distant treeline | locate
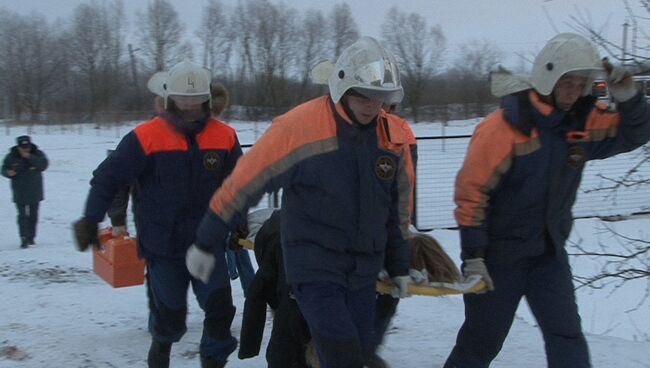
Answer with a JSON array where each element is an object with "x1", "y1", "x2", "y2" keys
[{"x1": 0, "y1": 0, "x2": 504, "y2": 123}]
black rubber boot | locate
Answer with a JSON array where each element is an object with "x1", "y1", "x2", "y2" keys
[
  {"x1": 147, "y1": 339, "x2": 172, "y2": 368},
  {"x1": 200, "y1": 355, "x2": 226, "y2": 368},
  {"x1": 364, "y1": 351, "x2": 390, "y2": 368},
  {"x1": 20, "y1": 237, "x2": 28, "y2": 249}
]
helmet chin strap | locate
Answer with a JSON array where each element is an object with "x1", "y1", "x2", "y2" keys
[
  {"x1": 539, "y1": 90, "x2": 563, "y2": 111},
  {"x1": 340, "y1": 96, "x2": 359, "y2": 124},
  {"x1": 340, "y1": 94, "x2": 378, "y2": 127}
]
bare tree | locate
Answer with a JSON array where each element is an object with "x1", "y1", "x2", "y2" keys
[
  {"x1": 67, "y1": 0, "x2": 126, "y2": 115},
  {"x1": 137, "y1": 0, "x2": 185, "y2": 72},
  {"x1": 381, "y1": 7, "x2": 446, "y2": 122},
  {"x1": 567, "y1": 0, "x2": 650, "y2": 294},
  {"x1": 231, "y1": 0, "x2": 258, "y2": 104},
  {"x1": 568, "y1": 222, "x2": 650, "y2": 307},
  {"x1": 231, "y1": 0, "x2": 299, "y2": 108},
  {"x1": 296, "y1": 9, "x2": 329, "y2": 100},
  {"x1": 0, "y1": 11, "x2": 65, "y2": 119},
  {"x1": 449, "y1": 40, "x2": 503, "y2": 117},
  {"x1": 328, "y1": 3, "x2": 360, "y2": 59},
  {"x1": 570, "y1": 0, "x2": 650, "y2": 67},
  {"x1": 196, "y1": 0, "x2": 233, "y2": 77}
]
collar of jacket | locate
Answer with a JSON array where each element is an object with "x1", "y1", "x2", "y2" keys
[
  {"x1": 331, "y1": 97, "x2": 379, "y2": 131},
  {"x1": 11, "y1": 144, "x2": 38, "y2": 155},
  {"x1": 501, "y1": 89, "x2": 596, "y2": 136},
  {"x1": 159, "y1": 111, "x2": 208, "y2": 137}
]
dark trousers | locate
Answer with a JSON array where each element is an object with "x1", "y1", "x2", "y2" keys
[
  {"x1": 444, "y1": 250, "x2": 591, "y2": 368},
  {"x1": 16, "y1": 202, "x2": 39, "y2": 242},
  {"x1": 266, "y1": 295, "x2": 311, "y2": 368},
  {"x1": 371, "y1": 293, "x2": 399, "y2": 351},
  {"x1": 292, "y1": 281, "x2": 377, "y2": 368},
  {"x1": 146, "y1": 256, "x2": 237, "y2": 363}
]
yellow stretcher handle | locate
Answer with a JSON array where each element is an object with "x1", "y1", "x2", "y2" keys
[
  {"x1": 376, "y1": 279, "x2": 486, "y2": 296},
  {"x1": 238, "y1": 238, "x2": 255, "y2": 250},
  {"x1": 238, "y1": 238, "x2": 486, "y2": 296}
]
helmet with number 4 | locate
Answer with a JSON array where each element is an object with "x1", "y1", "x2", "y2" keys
[
  {"x1": 530, "y1": 33, "x2": 604, "y2": 96},
  {"x1": 147, "y1": 59, "x2": 212, "y2": 109},
  {"x1": 328, "y1": 36, "x2": 404, "y2": 104}
]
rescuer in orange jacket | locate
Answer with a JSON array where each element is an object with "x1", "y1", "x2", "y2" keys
[
  {"x1": 74, "y1": 60, "x2": 242, "y2": 368},
  {"x1": 445, "y1": 33, "x2": 650, "y2": 368},
  {"x1": 186, "y1": 37, "x2": 416, "y2": 368}
]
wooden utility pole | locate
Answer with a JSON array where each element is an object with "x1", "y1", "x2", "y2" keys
[{"x1": 128, "y1": 44, "x2": 140, "y2": 88}]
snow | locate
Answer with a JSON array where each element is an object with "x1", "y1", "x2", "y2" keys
[{"x1": 1, "y1": 120, "x2": 649, "y2": 367}]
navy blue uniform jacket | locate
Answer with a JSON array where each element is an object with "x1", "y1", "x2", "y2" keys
[
  {"x1": 84, "y1": 115, "x2": 242, "y2": 259},
  {"x1": 2, "y1": 143, "x2": 48, "y2": 204},
  {"x1": 196, "y1": 96, "x2": 415, "y2": 289},
  {"x1": 455, "y1": 91, "x2": 650, "y2": 264}
]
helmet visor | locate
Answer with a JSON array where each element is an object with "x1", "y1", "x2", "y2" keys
[
  {"x1": 354, "y1": 60, "x2": 399, "y2": 88},
  {"x1": 169, "y1": 94, "x2": 210, "y2": 106},
  {"x1": 565, "y1": 69, "x2": 604, "y2": 80},
  {"x1": 352, "y1": 87, "x2": 404, "y2": 104}
]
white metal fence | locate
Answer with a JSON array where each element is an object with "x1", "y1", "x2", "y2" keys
[{"x1": 414, "y1": 136, "x2": 650, "y2": 230}]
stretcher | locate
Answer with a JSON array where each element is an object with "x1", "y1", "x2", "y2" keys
[{"x1": 238, "y1": 239, "x2": 487, "y2": 296}]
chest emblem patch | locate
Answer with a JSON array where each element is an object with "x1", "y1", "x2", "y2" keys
[
  {"x1": 375, "y1": 156, "x2": 396, "y2": 180},
  {"x1": 203, "y1": 152, "x2": 221, "y2": 171},
  {"x1": 566, "y1": 145, "x2": 587, "y2": 169}
]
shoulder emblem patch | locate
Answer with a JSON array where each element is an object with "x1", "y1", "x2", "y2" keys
[
  {"x1": 375, "y1": 156, "x2": 396, "y2": 180},
  {"x1": 203, "y1": 151, "x2": 221, "y2": 171}
]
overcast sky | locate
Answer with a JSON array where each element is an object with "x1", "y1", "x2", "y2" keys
[{"x1": 0, "y1": 0, "x2": 636, "y2": 68}]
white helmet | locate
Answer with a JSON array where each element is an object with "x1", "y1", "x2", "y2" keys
[
  {"x1": 530, "y1": 33, "x2": 604, "y2": 96},
  {"x1": 157, "y1": 59, "x2": 212, "y2": 108},
  {"x1": 147, "y1": 71, "x2": 166, "y2": 97},
  {"x1": 328, "y1": 36, "x2": 404, "y2": 104}
]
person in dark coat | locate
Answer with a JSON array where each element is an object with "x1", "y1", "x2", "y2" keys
[
  {"x1": 238, "y1": 209, "x2": 312, "y2": 368},
  {"x1": 2, "y1": 135, "x2": 48, "y2": 248}
]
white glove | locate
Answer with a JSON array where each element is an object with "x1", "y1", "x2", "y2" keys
[
  {"x1": 390, "y1": 275, "x2": 411, "y2": 299},
  {"x1": 185, "y1": 244, "x2": 215, "y2": 283},
  {"x1": 111, "y1": 225, "x2": 127, "y2": 237},
  {"x1": 604, "y1": 59, "x2": 636, "y2": 103},
  {"x1": 463, "y1": 258, "x2": 494, "y2": 293}
]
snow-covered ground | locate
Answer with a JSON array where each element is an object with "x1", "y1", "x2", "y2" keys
[{"x1": 1, "y1": 120, "x2": 649, "y2": 367}]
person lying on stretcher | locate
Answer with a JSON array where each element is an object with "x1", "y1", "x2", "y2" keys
[{"x1": 235, "y1": 209, "x2": 485, "y2": 368}]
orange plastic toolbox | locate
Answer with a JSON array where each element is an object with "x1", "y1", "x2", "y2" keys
[{"x1": 93, "y1": 228, "x2": 146, "y2": 288}]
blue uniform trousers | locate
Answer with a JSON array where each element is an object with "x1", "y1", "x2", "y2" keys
[
  {"x1": 16, "y1": 202, "x2": 39, "y2": 242},
  {"x1": 226, "y1": 247, "x2": 255, "y2": 296},
  {"x1": 146, "y1": 256, "x2": 237, "y2": 363},
  {"x1": 445, "y1": 249, "x2": 590, "y2": 368},
  {"x1": 292, "y1": 281, "x2": 377, "y2": 368}
]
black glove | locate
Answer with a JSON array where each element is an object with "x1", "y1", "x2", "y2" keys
[
  {"x1": 73, "y1": 217, "x2": 100, "y2": 251},
  {"x1": 228, "y1": 223, "x2": 249, "y2": 250}
]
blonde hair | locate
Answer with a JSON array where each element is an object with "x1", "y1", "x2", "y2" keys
[
  {"x1": 409, "y1": 233, "x2": 461, "y2": 283},
  {"x1": 210, "y1": 81, "x2": 230, "y2": 117}
]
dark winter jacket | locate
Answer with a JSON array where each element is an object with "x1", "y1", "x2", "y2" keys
[
  {"x1": 2, "y1": 144, "x2": 48, "y2": 204},
  {"x1": 239, "y1": 209, "x2": 283, "y2": 358},
  {"x1": 239, "y1": 210, "x2": 311, "y2": 367},
  {"x1": 83, "y1": 114, "x2": 242, "y2": 259},
  {"x1": 455, "y1": 90, "x2": 650, "y2": 264},
  {"x1": 197, "y1": 96, "x2": 415, "y2": 289},
  {"x1": 106, "y1": 183, "x2": 134, "y2": 227}
]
